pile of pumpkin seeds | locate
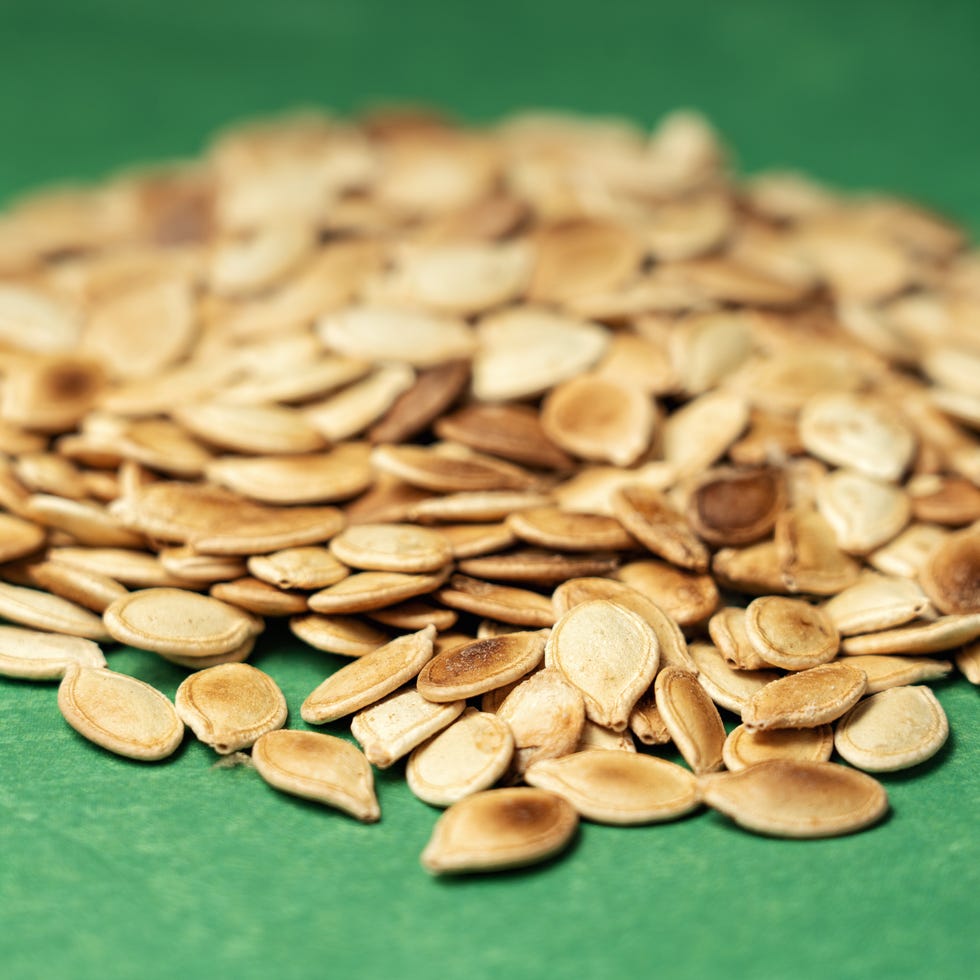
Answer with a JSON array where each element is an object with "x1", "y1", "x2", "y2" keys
[{"x1": 0, "y1": 107, "x2": 978, "y2": 874}]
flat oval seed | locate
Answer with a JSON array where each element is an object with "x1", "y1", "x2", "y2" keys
[
  {"x1": 708, "y1": 607, "x2": 771, "y2": 670},
  {"x1": 546, "y1": 600, "x2": 659, "y2": 731},
  {"x1": 0, "y1": 512, "x2": 46, "y2": 562},
  {"x1": 301, "y1": 625, "x2": 436, "y2": 723},
  {"x1": 58, "y1": 665, "x2": 184, "y2": 761},
  {"x1": 0, "y1": 581, "x2": 110, "y2": 640},
  {"x1": 435, "y1": 574, "x2": 556, "y2": 627},
  {"x1": 823, "y1": 574, "x2": 932, "y2": 635},
  {"x1": 407, "y1": 708, "x2": 515, "y2": 807},
  {"x1": 722, "y1": 724, "x2": 834, "y2": 772},
  {"x1": 654, "y1": 667, "x2": 726, "y2": 773},
  {"x1": 248, "y1": 547, "x2": 349, "y2": 590},
  {"x1": 329, "y1": 522, "x2": 452, "y2": 573},
  {"x1": 744, "y1": 596, "x2": 839, "y2": 670},
  {"x1": 420, "y1": 787, "x2": 579, "y2": 875},
  {"x1": 920, "y1": 525, "x2": 980, "y2": 615},
  {"x1": 687, "y1": 642, "x2": 781, "y2": 715},
  {"x1": 839, "y1": 654, "x2": 952, "y2": 693},
  {"x1": 577, "y1": 720, "x2": 637, "y2": 753},
  {"x1": 742, "y1": 662, "x2": 867, "y2": 731},
  {"x1": 834, "y1": 686, "x2": 949, "y2": 772},
  {"x1": 175, "y1": 663, "x2": 287, "y2": 754},
  {"x1": 351, "y1": 686, "x2": 465, "y2": 768},
  {"x1": 0, "y1": 626, "x2": 105, "y2": 679},
  {"x1": 104, "y1": 588, "x2": 261, "y2": 657},
  {"x1": 612, "y1": 486, "x2": 710, "y2": 572},
  {"x1": 840, "y1": 613, "x2": 980, "y2": 655},
  {"x1": 289, "y1": 613, "x2": 388, "y2": 657},
  {"x1": 700, "y1": 760, "x2": 888, "y2": 838},
  {"x1": 173, "y1": 402, "x2": 327, "y2": 455},
  {"x1": 687, "y1": 466, "x2": 784, "y2": 546},
  {"x1": 251, "y1": 729, "x2": 380, "y2": 822},
  {"x1": 417, "y1": 631, "x2": 546, "y2": 702},
  {"x1": 307, "y1": 567, "x2": 451, "y2": 614},
  {"x1": 615, "y1": 560, "x2": 719, "y2": 627},
  {"x1": 815, "y1": 469, "x2": 911, "y2": 554},
  {"x1": 497, "y1": 668, "x2": 586, "y2": 775},
  {"x1": 506, "y1": 508, "x2": 636, "y2": 552},
  {"x1": 525, "y1": 750, "x2": 699, "y2": 825}
]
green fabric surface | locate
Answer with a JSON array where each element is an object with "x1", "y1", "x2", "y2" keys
[{"x1": 1, "y1": 1, "x2": 979, "y2": 977}]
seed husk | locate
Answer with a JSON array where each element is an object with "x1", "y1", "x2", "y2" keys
[
  {"x1": 546, "y1": 600, "x2": 659, "y2": 731},
  {"x1": 210, "y1": 577, "x2": 308, "y2": 616},
  {"x1": 248, "y1": 547, "x2": 349, "y2": 590},
  {"x1": 417, "y1": 631, "x2": 547, "y2": 702},
  {"x1": 612, "y1": 485, "x2": 710, "y2": 572},
  {"x1": 328, "y1": 522, "x2": 453, "y2": 573},
  {"x1": 742, "y1": 662, "x2": 867, "y2": 731},
  {"x1": 700, "y1": 759, "x2": 888, "y2": 838},
  {"x1": 307, "y1": 567, "x2": 450, "y2": 614},
  {"x1": 0, "y1": 625, "x2": 106, "y2": 680},
  {"x1": 58, "y1": 665, "x2": 184, "y2": 761},
  {"x1": 0, "y1": 580, "x2": 110, "y2": 640},
  {"x1": 744, "y1": 596, "x2": 840, "y2": 671},
  {"x1": 251, "y1": 729, "x2": 380, "y2": 822},
  {"x1": 919, "y1": 525, "x2": 980, "y2": 615},
  {"x1": 497, "y1": 668, "x2": 586, "y2": 775},
  {"x1": 687, "y1": 642, "x2": 781, "y2": 715},
  {"x1": 175, "y1": 662, "x2": 287, "y2": 754},
  {"x1": 351, "y1": 685, "x2": 465, "y2": 768},
  {"x1": 289, "y1": 613, "x2": 387, "y2": 657},
  {"x1": 722, "y1": 724, "x2": 834, "y2": 772},
  {"x1": 525, "y1": 751, "x2": 699, "y2": 825},
  {"x1": 839, "y1": 654, "x2": 953, "y2": 693},
  {"x1": 205, "y1": 446, "x2": 374, "y2": 505},
  {"x1": 840, "y1": 613, "x2": 980, "y2": 655},
  {"x1": 435, "y1": 573, "x2": 555, "y2": 627},
  {"x1": 407, "y1": 708, "x2": 515, "y2": 807},
  {"x1": 541, "y1": 374, "x2": 656, "y2": 467},
  {"x1": 301, "y1": 625, "x2": 436, "y2": 723},
  {"x1": 835, "y1": 685, "x2": 949, "y2": 772},
  {"x1": 420, "y1": 787, "x2": 579, "y2": 874},
  {"x1": 654, "y1": 667, "x2": 726, "y2": 773},
  {"x1": 104, "y1": 587, "x2": 262, "y2": 657},
  {"x1": 686, "y1": 466, "x2": 784, "y2": 546}
]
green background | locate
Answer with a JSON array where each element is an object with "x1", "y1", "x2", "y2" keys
[{"x1": 1, "y1": 1, "x2": 979, "y2": 977}]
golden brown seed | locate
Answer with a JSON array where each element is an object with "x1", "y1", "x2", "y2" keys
[
  {"x1": 301, "y1": 625, "x2": 436, "y2": 723},
  {"x1": 420, "y1": 787, "x2": 579, "y2": 875},
  {"x1": 104, "y1": 587, "x2": 262, "y2": 658},
  {"x1": 775, "y1": 508, "x2": 861, "y2": 595},
  {"x1": 175, "y1": 663, "x2": 287, "y2": 754},
  {"x1": 722, "y1": 724, "x2": 834, "y2": 772},
  {"x1": 307, "y1": 567, "x2": 451, "y2": 614},
  {"x1": 173, "y1": 402, "x2": 327, "y2": 456},
  {"x1": 0, "y1": 580, "x2": 110, "y2": 640},
  {"x1": 541, "y1": 374, "x2": 655, "y2": 467},
  {"x1": 251, "y1": 729, "x2": 380, "y2": 822},
  {"x1": 437, "y1": 522, "x2": 518, "y2": 559},
  {"x1": 868, "y1": 522, "x2": 949, "y2": 579},
  {"x1": 686, "y1": 466, "x2": 784, "y2": 547},
  {"x1": 842, "y1": 609, "x2": 980, "y2": 654},
  {"x1": 823, "y1": 573, "x2": 932, "y2": 636},
  {"x1": 417, "y1": 631, "x2": 546, "y2": 702},
  {"x1": 955, "y1": 642, "x2": 980, "y2": 684},
  {"x1": 815, "y1": 469, "x2": 911, "y2": 554},
  {"x1": 744, "y1": 596, "x2": 839, "y2": 671},
  {"x1": 700, "y1": 760, "x2": 888, "y2": 838},
  {"x1": 612, "y1": 485, "x2": 710, "y2": 573},
  {"x1": 660, "y1": 389, "x2": 749, "y2": 478},
  {"x1": 25, "y1": 494, "x2": 145, "y2": 548},
  {"x1": 742, "y1": 662, "x2": 867, "y2": 731},
  {"x1": 506, "y1": 508, "x2": 636, "y2": 552},
  {"x1": 654, "y1": 667, "x2": 725, "y2": 773},
  {"x1": 615, "y1": 560, "x2": 719, "y2": 627},
  {"x1": 350, "y1": 686, "x2": 465, "y2": 768},
  {"x1": 839, "y1": 654, "x2": 952, "y2": 693},
  {"x1": 58, "y1": 665, "x2": 184, "y2": 761},
  {"x1": 546, "y1": 600, "x2": 659, "y2": 731},
  {"x1": 248, "y1": 547, "x2": 349, "y2": 590},
  {"x1": 713, "y1": 540, "x2": 788, "y2": 596},
  {"x1": 0, "y1": 512, "x2": 46, "y2": 563},
  {"x1": 708, "y1": 607, "x2": 771, "y2": 670},
  {"x1": 834, "y1": 686, "x2": 948, "y2": 772},
  {"x1": 0, "y1": 625, "x2": 105, "y2": 680},
  {"x1": 435, "y1": 573, "x2": 556, "y2": 627},
  {"x1": 20, "y1": 559, "x2": 129, "y2": 614},
  {"x1": 628, "y1": 688, "x2": 672, "y2": 746},
  {"x1": 408, "y1": 490, "x2": 553, "y2": 524},
  {"x1": 457, "y1": 550, "x2": 619, "y2": 585},
  {"x1": 407, "y1": 708, "x2": 515, "y2": 807},
  {"x1": 367, "y1": 600, "x2": 457, "y2": 632},
  {"x1": 371, "y1": 443, "x2": 537, "y2": 494},
  {"x1": 156, "y1": 548, "x2": 247, "y2": 586},
  {"x1": 526, "y1": 751, "x2": 699, "y2": 825},
  {"x1": 328, "y1": 523, "x2": 453, "y2": 573},
  {"x1": 919, "y1": 525, "x2": 980, "y2": 615},
  {"x1": 687, "y1": 642, "x2": 781, "y2": 715},
  {"x1": 909, "y1": 475, "x2": 980, "y2": 527},
  {"x1": 205, "y1": 446, "x2": 374, "y2": 506},
  {"x1": 209, "y1": 578, "x2": 308, "y2": 617},
  {"x1": 289, "y1": 613, "x2": 387, "y2": 657},
  {"x1": 497, "y1": 669, "x2": 586, "y2": 775}
]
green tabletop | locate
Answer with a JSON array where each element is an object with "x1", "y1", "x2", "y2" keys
[{"x1": 1, "y1": 2, "x2": 979, "y2": 978}]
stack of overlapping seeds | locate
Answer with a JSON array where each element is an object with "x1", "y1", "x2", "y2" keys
[{"x1": 0, "y1": 108, "x2": 977, "y2": 873}]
